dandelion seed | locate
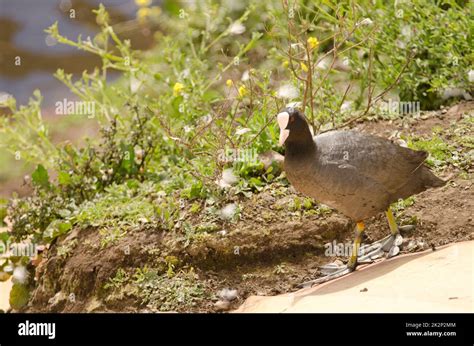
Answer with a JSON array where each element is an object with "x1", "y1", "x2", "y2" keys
[
  {"x1": 307, "y1": 37, "x2": 319, "y2": 49},
  {"x1": 290, "y1": 43, "x2": 303, "y2": 50},
  {"x1": 181, "y1": 68, "x2": 190, "y2": 79},
  {"x1": 238, "y1": 85, "x2": 248, "y2": 97},
  {"x1": 468, "y1": 70, "x2": 474, "y2": 83},
  {"x1": 359, "y1": 18, "x2": 373, "y2": 26},
  {"x1": 400, "y1": 25, "x2": 412, "y2": 40},
  {"x1": 229, "y1": 22, "x2": 246, "y2": 35},
  {"x1": 277, "y1": 84, "x2": 299, "y2": 99},
  {"x1": 130, "y1": 77, "x2": 141, "y2": 94},
  {"x1": 341, "y1": 101, "x2": 352, "y2": 113},
  {"x1": 218, "y1": 168, "x2": 238, "y2": 188},
  {"x1": 12, "y1": 266, "x2": 28, "y2": 284},
  {"x1": 173, "y1": 82, "x2": 184, "y2": 97},
  {"x1": 202, "y1": 114, "x2": 213, "y2": 124},
  {"x1": 220, "y1": 203, "x2": 237, "y2": 220},
  {"x1": 218, "y1": 288, "x2": 238, "y2": 301},
  {"x1": 316, "y1": 57, "x2": 330, "y2": 70},
  {"x1": 241, "y1": 70, "x2": 250, "y2": 81},
  {"x1": 300, "y1": 62, "x2": 309, "y2": 72},
  {"x1": 235, "y1": 128, "x2": 251, "y2": 135}
]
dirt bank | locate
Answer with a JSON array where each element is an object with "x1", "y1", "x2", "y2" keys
[{"x1": 20, "y1": 102, "x2": 474, "y2": 312}]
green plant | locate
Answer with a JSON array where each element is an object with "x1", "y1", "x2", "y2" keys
[{"x1": 0, "y1": 1, "x2": 471, "y2": 309}]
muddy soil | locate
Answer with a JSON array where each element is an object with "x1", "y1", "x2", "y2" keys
[{"x1": 23, "y1": 102, "x2": 474, "y2": 313}]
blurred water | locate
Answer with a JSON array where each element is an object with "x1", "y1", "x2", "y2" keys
[{"x1": 0, "y1": 0, "x2": 149, "y2": 109}]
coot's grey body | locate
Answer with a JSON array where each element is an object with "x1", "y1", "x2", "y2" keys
[
  {"x1": 277, "y1": 107, "x2": 446, "y2": 286},
  {"x1": 284, "y1": 130, "x2": 445, "y2": 221}
]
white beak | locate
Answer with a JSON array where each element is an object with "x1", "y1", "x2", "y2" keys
[{"x1": 277, "y1": 111, "x2": 290, "y2": 146}]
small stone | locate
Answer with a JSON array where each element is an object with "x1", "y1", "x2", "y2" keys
[
  {"x1": 394, "y1": 234, "x2": 403, "y2": 247},
  {"x1": 85, "y1": 297, "x2": 103, "y2": 312},
  {"x1": 369, "y1": 248, "x2": 384, "y2": 260},
  {"x1": 214, "y1": 300, "x2": 230, "y2": 311},
  {"x1": 388, "y1": 245, "x2": 400, "y2": 258},
  {"x1": 406, "y1": 240, "x2": 417, "y2": 251},
  {"x1": 48, "y1": 291, "x2": 67, "y2": 310},
  {"x1": 399, "y1": 225, "x2": 416, "y2": 234},
  {"x1": 417, "y1": 240, "x2": 428, "y2": 250}
]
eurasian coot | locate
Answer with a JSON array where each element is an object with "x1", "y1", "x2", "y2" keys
[{"x1": 277, "y1": 107, "x2": 446, "y2": 285}]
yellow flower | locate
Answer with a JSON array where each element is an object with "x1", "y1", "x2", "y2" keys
[
  {"x1": 137, "y1": 7, "x2": 151, "y2": 20},
  {"x1": 238, "y1": 85, "x2": 248, "y2": 97},
  {"x1": 135, "y1": 0, "x2": 152, "y2": 7},
  {"x1": 282, "y1": 60, "x2": 289, "y2": 68},
  {"x1": 301, "y1": 62, "x2": 309, "y2": 72},
  {"x1": 226, "y1": 79, "x2": 233, "y2": 87},
  {"x1": 173, "y1": 82, "x2": 184, "y2": 97},
  {"x1": 307, "y1": 36, "x2": 319, "y2": 49}
]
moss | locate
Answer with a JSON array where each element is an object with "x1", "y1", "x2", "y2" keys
[{"x1": 133, "y1": 268, "x2": 212, "y2": 312}]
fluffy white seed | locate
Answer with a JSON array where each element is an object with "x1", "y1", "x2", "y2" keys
[
  {"x1": 220, "y1": 203, "x2": 237, "y2": 220},
  {"x1": 218, "y1": 168, "x2": 238, "y2": 188},
  {"x1": 229, "y1": 22, "x2": 246, "y2": 35},
  {"x1": 12, "y1": 266, "x2": 29, "y2": 284},
  {"x1": 277, "y1": 84, "x2": 299, "y2": 99}
]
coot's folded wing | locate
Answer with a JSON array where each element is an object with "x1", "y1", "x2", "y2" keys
[{"x1": 314, "y1": 131, "x2": 427, "y2": 194}]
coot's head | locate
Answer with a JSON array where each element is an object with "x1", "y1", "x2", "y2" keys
[{"x1": 277, "y1": 107, "x2": 311, "y2": 146}]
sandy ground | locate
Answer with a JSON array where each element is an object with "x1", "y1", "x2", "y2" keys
[
  {"x1": 0, "y1": 279, "x2": 12, "y2": 311},
  {"x1": 235, "y1": 241, "x2": 474, "y2": 313}
]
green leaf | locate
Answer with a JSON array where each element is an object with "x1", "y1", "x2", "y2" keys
[
  {"x1": 31, "y1": 164, "x2": 49, "y2": 189},
  {"x1": 120, "y1": 143, "x2": 135, "y2": 174},
  {"x1": 58, "y1": 171, "x2": 71, "y2": 185},
  {"x1": 0, "y1": 198, "x2": 7, "y2": 226},
  {"x1": 9, "y1": 283, "x2": 30, "y2": 310},
  {"x1": 0, "y1": 231, "x2": 9, "y2": 243},
  {"x1": 58, "y1": 222, "x2": 72, "y2": 233},
  {"x1": 162, "y1": 0, "x2": 181, "y2": 16},
  {"x1": 189, "y1": 181, "x2": 203, "y2": 199},
  {"x1": 43, "y1": 220, "x2": 72, "y2": 242}
]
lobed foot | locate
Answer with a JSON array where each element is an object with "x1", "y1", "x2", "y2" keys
[
  {"x1": 298, "y1": 224, "x2": 414, "y2": 288},
  {"x1": 297, "y1": 264, "x2": 353, "y2": 288},
  {"x1": 358, "y1": 233, "x2": 403, "y2": 262}
]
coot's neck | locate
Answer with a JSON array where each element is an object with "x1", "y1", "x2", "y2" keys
[{"x1": 284, "y1": 125, "x2": 316, "y2": 157}]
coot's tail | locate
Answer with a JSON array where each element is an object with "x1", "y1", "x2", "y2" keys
[
  {"x1": 391, "y1": 164, "x2": 446, "y2": 202},
  {"x1": 422, "y1": 167, "x2": 447, "y2": 188}
]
